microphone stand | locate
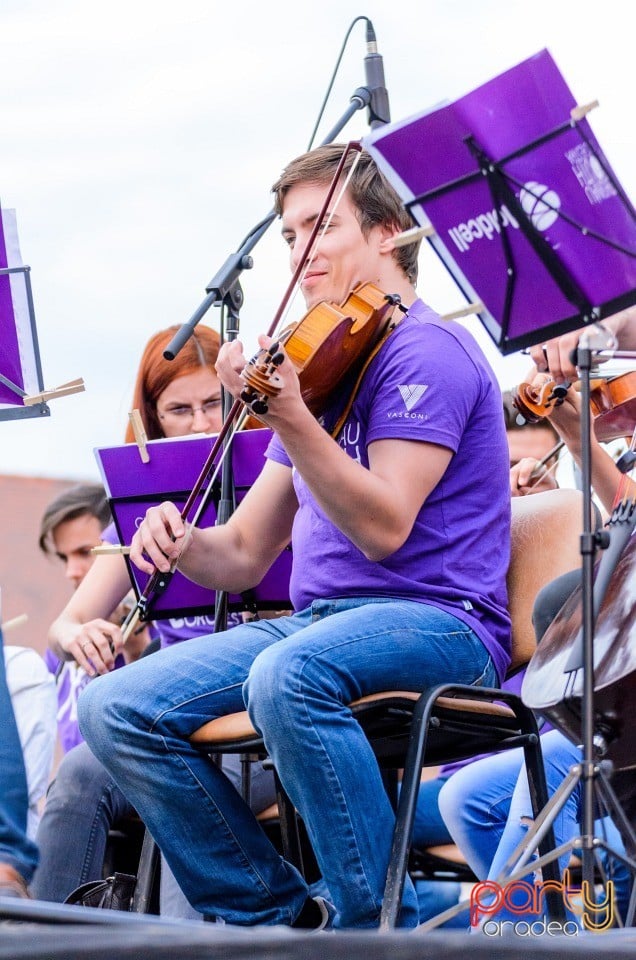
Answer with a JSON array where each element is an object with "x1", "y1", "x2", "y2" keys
[
  {"x1": 163, "y1": 86, "x2": 373, "y2": 362},
  {"x1": 576, "y1": 333, "x2": 607, "y2": 900},
  {"x1": 213, "y1": 289, "x2": 242, "y2": 635}
]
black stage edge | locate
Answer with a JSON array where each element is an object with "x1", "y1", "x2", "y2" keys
[{"x1": 1, "y1": 908, "x2": 636, "y2": 960}]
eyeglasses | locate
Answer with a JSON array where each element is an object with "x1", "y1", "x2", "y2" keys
[{"x1": 157, "y1": 399, "x2": 222, "y2": 422}]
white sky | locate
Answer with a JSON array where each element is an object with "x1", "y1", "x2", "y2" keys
[{"x1": 0, "y1": 0, "x2": 633, "y2": 480}]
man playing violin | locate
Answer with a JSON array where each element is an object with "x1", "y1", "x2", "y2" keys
[
  {"x1": 78, "y1": 144, "x2": 511, "y2": 929},
  {"x1": 521, "y1": 320, "x2": 636, "y2": 867}
]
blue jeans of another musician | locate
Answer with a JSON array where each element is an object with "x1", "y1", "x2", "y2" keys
[
  {"x1": 78, "y1": 598, "x2": 496, "y2": 929},
  {"x1": 439, "y1": 729, "x2": 632, "y2": 924},
  {"x1": 0, "y1": 629, "x2": 39, "y2": 881}
]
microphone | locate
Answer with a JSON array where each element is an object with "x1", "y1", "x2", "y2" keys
[{"x1": 364, "y1": 20, "x2": 390, "y2": 128}]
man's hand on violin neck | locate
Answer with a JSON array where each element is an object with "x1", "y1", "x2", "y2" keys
[
  {"x1": 222, "y1": 333, "x2": 306, "y2": 427},
  {"x1": 529, "y1": 307, "x2": 636, "y2": 383},
  {"x1": 216, "y1": 340, "x2": 249, "y2": 399},
  {"x1": 529, "y1": 330, "x2": 582, "y2": 384}
]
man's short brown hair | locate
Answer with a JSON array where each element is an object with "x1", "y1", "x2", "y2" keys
[{"x1": 272, "y1": 144, "x2": 420, "y2": 284}]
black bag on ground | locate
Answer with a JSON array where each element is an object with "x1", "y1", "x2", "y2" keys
[{"x1": 64, "y1": 872, "x2": 136, "y2": 910}]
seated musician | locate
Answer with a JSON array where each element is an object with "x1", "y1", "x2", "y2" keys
[
  {"x1": 78, "y1": 143, "x2": 512, "y2": 930},
  {"x1": 0, "y1": 625, "x2": 44, "y2": 899},
  {"x1": 32, "y1": 325, "x2": 276, "y2": 917},
  {"x1": 37, "y1": 482, "x2": 149, "y2": 755},
  {"x1": 438, "y1": 316, "x2": 636, "y2": 928}
]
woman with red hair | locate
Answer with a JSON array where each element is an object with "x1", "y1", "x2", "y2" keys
[{"x1": 33, "y1": 324, "x2": 275, "y2": 917}]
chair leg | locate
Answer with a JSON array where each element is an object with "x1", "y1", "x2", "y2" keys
[
  {"x1": 517, "y1": 708, "x2": 565, "y2": 921},
  {"x1": 380, "y1": 690, "x2": 436, "y2": 930},
  {"x1": 130, "y1": 828, "x2": 161, "y2": 914},
  {"x1": 272, "y1": 771, "x2": 305, "y2": 876}
]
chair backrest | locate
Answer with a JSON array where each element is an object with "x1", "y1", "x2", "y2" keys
[{"x1": 507, "y1": 488, "x2": 584, "y2": 673}]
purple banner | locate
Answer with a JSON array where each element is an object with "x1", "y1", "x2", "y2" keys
[
  {"x1": 364, "y1": 49, "x2": 636, "y2": 353},
  {"x1": 95, "y1": 428, "x2": 292, "y2": 617}
]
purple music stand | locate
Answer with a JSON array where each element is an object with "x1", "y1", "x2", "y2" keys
[
  {"x1": 364, "y1": 49, "x2": 636, "y2": 354},
  {"x1": 95, "y1": 429, "x2": 292, "y2": 619},
  {"x1": 0, "y1": 204, "x2": 49, "y2": 421}
]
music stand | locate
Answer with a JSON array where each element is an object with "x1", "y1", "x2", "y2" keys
[
  {"x1": 365, "y1": 48, "x2": 636, "y2": 928},
  {"x1": 363, "y1": 48, "x2": 636, "y2": 355},
  {"x1": 0, "y1": 205, "x2": 50, "y2": 422},
  {"x1": 94, "y1": 430, "x2": 292, "y2": 621}
]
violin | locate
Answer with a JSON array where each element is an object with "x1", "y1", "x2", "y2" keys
[
  {"x1": 512, "y1": 370, "x2": 636, "y2": 443},
  {"x1": 240, "y1": 282, "x2": 400, "y2": 417}
]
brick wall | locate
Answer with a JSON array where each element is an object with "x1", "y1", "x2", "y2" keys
[{"x1": 0, "y1": 474, "x2": 79, "y2": 657}]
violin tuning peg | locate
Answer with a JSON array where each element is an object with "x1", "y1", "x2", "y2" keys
[
  {"x1": 250, "y1": 399, "x2": 269, "y2": 416},
  {"x1": 271, "y1": 352, "x2": 285, "y2": 367},
  {"x1": 550, "y1": 383, "x2": 570, "y2": 401}
]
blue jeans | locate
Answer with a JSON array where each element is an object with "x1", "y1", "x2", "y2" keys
[
  {"x1": 79, "y1": 598, "x2": 495, "y2": 928},
  {"x1": 439, "y1": 729, "x2": 632, "y2": 923},
  {"x1": 31, "y1": 741, "x2": 275, "y2": 912},
  {"x1": 0, "y1": 629, "x2": 39, "y2": 881}
]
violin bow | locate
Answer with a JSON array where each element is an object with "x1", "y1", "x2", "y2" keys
[
  {"x1": 121, "y1": 143, "x2": 364, "y2": 637},
  {"x1": 527, "y1": 438, "x2": 565, "y2": 488}
]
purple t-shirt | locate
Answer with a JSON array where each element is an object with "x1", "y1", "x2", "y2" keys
[
  {"x1": 266, "y1": 299, "x2": 512, "y2": 682},
  {"x1": 44, "y1": 649, "x2": 96, "y2": 754}
]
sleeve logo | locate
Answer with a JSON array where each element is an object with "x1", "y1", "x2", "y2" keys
[{"x1": 398, "y1": 384, "x2": 428, "y2": 411}]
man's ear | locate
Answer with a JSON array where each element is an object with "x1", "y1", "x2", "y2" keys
[{"x1": 378, "y1": 224, "x2": 402, "y2": 254}]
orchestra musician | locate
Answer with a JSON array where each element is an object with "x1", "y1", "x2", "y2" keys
[
  {"x1": 32, "y1": 325, "x2": 276, "y2": 916},
  {"x1": 440, "y1": 319, "x2": 636, "y2": 928},
  {"x1": 529, "y1": 319, "x2": 636, "y2": 861},
  {"x1": 0, "y1": 625, "x2": 41, "y2": 898},
  {"x1": 78, "y1": 143, "x2": 512, "y2": 929}
]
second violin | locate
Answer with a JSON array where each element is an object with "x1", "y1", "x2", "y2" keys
[{"x1": 512, "y1": 370, "x2": 636, "y2": 442}]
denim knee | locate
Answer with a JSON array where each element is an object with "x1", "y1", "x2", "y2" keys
[
  {"x1": 244, "y1": 645, "x2": 293, "y2": 734},
  {"x1": 52, "y1": 742, "x2": 111, "y2": 801},
  {"x1": 244, "y1": 641, "x2": 325, "y2": 736},
  {"x1": 76, "y1": 670, "x2": 129, "y2": 754}
]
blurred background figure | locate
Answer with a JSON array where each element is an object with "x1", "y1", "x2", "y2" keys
[
  {"x1": 37, "y1": 482, "x2": 148, "y2": 755},
  {"x1": 0, "y1": 600, "x2": 55, "y2": 898},
  {"x1": 38, "y1": 484, "x2": 112, "y2": 590}
]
